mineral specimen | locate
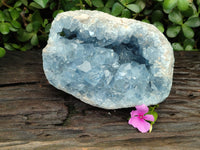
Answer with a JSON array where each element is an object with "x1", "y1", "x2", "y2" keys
[{"x1": 43, "y1": 10, "x2": 174, "y2": 109}]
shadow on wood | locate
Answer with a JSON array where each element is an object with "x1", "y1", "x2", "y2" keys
[{"x1": 0, "y1": 50, "x2": 200, "y2": 149}]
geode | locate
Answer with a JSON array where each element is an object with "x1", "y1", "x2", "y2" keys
[{"x1": 43, "y1": 10, "x2": 174, "y2": 109}]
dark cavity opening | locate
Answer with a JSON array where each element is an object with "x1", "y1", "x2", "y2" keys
[
  {"x1": 105, "y1": 43, "x2": 149, "y2": 66},
  {"x1": 59, "y1": 28, "x2": 150, "y2": 67},
  {"x1": 59, "y1": 28, "x2": 77, "y2": 39}
]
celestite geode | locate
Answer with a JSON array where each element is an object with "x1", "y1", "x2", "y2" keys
[{"x1": 43, "y1": 10, "x2": 174, "y2": 109}]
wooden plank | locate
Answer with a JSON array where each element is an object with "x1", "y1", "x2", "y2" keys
[{"x1": 0, "y1": 50, "x2": 200, "y2": 149}]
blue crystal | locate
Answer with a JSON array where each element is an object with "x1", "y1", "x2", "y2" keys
[{"x1": 43, "y1": 10, "x2": 174, "y2": 109}]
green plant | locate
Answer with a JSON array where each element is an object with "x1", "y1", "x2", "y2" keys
[
  {"x1": 164, "y1": 0, "x2": 200, "y2": 50},
  {"x1": 0, "y1": 0, "x2": 84, "y2": 57},
  {"x1": 0, "y1": 0, "x2": 199, "y2": 58},
  {"x1": 0, "y1": 0, "x2": 50, "y2": 57}
]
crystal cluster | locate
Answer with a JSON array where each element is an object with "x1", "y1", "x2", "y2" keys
[{"x1": 43, "y1": 10, "x2": 174, "y2": 109}]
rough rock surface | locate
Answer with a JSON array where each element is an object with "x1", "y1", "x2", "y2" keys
[{"x1": 43, "y1": 10, "x2": 174, "y2": 109}]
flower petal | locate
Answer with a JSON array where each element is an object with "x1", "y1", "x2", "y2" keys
[
  {"x1": 144, "y1": 114, "x2": 154, "y2": 122},
  {"x1": 137, "y1": 119, "x2": 151, "y2": 133},
  {"x1": 135, "y1": 104, "x2": 149, "y2": 115},
  {"x1": 128, "y1": 117, "x2": 136, "y2": 126},
  {"x1": 128, "y1": 117, "x2": 143, "y2": 128},
  {"x1": 130, "y1": 110, "x2": 139, "y2": 117},
  {"x1": 129, "y1": 117, "x2": 142, "y2": 128},
  {"x1": 128, "y1": 116, "x2": 151, "y2": 133}
]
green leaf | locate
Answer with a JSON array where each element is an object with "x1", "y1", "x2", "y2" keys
[
  {"x1": 151, "y1": 10, "x2": 163, "y2": 22},
  {"x1": 42, "y1": 19, "x2": 48, "y2": 27},
  {"x1": 182, "y1": 24, "x2": 194, "y2": 38},
  {"x1": 120, "y1": 0, "x2": 136, "y2": 5},
  {"x1": 111, "y1": 2, "x2": 124, "y2": 16},
  {"x1": 32, "y1": 10, "x2": 43, "y2": 24},
  {"x1": 191, "y1": 3, "x2": 198, "y2": 14},
  {"x1": 184, "y1": 16, "x2": 200, "y2": 27},
  {"x1": 126, "y1": 4, "x2": 140, "y2": 13},
  {"x1": 17, "y1": 29, "x2": 33, "y2": 42},
  {"x1": 20, "y1": 47, "x2": 27, "y2": 51},
  {"x1": 45, "y1": 23, "x2": 51, "y2": 33},
  {"x1": 11, "y1": 20, "x2": 21, "y2": 28},
  {"x1": 185, "y1": 45, "x2": 193, "y2": 50},
  {"x1": 183, "y1": 39, "x2": 195, "y2": 51},
  {"x1": 32, "y1": 21, "x2": 41, "y2": 32},
  {"x1": 135, "y1": 0, "x2": 146, "y2": 11},
  {"x1": 127, "y1": 0, "x2": 137, "y2": 4},
  {"x1": 50, "y1": 2, "x2": 56, "y2": 10},
  {"x1": 31, "y1": 34, "x2": 39, "y2": 46},
  {"x1": 5, "y1": 22, "x2": 17, "y2": 32},
  {"x1": 142, "y1": 19, "x2": 150, "y2": 23},
  {"x1": 92, "y1": 0, "x2": 104, "y2": 7},
  {"x1": 143, "y1": 9, "x2": 152, "y2": 15},
  {"x1": 183, "y1": 39, "x2": 195, "y2": 48},
  {"x1": 61, "y1": 0, "x2": 80, "y2": 11},
  {"x1": 172, "y1": 42, "x2": 184, "y2": 50},
  {"x1": 9, "y1": 8, "x2": 20, "y2": 20},
  {"x1": 105, "y1": 0, "x2": 114, "y2": 8},
  {"x1": 14, "y1": 1, "x2": 22, "y2": 8},
  {"x1": 4, "y1": 43, "x2": 15, "y2": 51},
  {"x1": 197, "y1": 0, "x2": 200, "y2": 5},
  {"x1": 16, "y1": 8, "x2": 22, "y2": 12},
  {"x1": 26, "y1": 23, "x2": 33, "y2": 32},
  {"x1": 11, "y1": 43, "x2": 21, "y2": 49},
  {"x1": 146, "y1": 105, "x2": 159, "y2": 125},
  {"x1": 182, "y1": 5, "x2": 195, "y2": 17},
  {"x1": 151, "y1": 111, "x2": 158, "y2": 125},
  {"x1": 166, "y1": 25, "x2": 181, "y2": 38},
  {"x1": 119, "y1": 0, "x2": 126, "y2": 5},
  {"x1": 21, "y1": 0, "x2": 28, "y2": 6},
  {"x1": 121, "y1": 9, "x2": 131, "y2": 18},
  {"x1": 20, "y1": 43, "x2": 33, "y2": 51},
  {"x1": 29, "y1": 2, "x2": 43, "y2": 9},
  {"x1": 96, "y1": 7, "x2": 102, "y2": 11},
  {"x1": 153, "y1": 22, "x2": 164, "y2": 33},
  {"x1": 102, "y1": 7, "x2": 111, "y2": 14},
  {"x1": 163, "y1": 0, "x2": 177, "y2": 13},
  {"x1": 0, "y1": 10, "x2": 6, "y2": 22},
  {"x1": 148, "y1": 105, "x2": 159, "y2": 112},
  {"x1": 33, "y1": 0, "x2": 49, "y2": 8},
  {"x1": 0, "y1": 22, "x2": 10, "y2": 35},
  {"x1": 9, "y1": 26, "x2": 18, "y2": 32},
  {"x1": 85, "y1": 0, "x2": 92, "y2": 7},
  {"x1": 0, "y1": 47, "x2": 6, "y2": 58},
  {"x1": 3, "y1": 9, "x2": 12, "y2": 22},
  {"x1": 169, "y1": 9, "x2": 183, "y2": 25},
  {"x1": 53, "y1": 10, "x2": 64, "y2": 18},
  {"x1": 198, "y1": 4, "x2": 200, "y2": 13},
  {"x1": 177, "y1": 0, "x2": 189, "y2": 11}
]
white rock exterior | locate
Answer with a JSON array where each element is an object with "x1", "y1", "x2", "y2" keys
[{"x1": 43, "y1": 10, "x2": 174, "y2": 109}]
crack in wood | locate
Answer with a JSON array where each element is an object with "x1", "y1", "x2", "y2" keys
[{"x1": 0, "y1": 81, "x2": 40, "y2": 88}]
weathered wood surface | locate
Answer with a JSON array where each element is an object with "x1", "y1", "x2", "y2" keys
[{"x1": 0, "y1": 50, "x2": 200, "y2": 150}]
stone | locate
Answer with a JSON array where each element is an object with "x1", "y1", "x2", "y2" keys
[{"x1": 42, "y1": 10, "x2": 174, "y2": 109}]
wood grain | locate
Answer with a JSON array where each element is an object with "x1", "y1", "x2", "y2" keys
[{"x1": 0, "y1": 50, "x2": 200, "y2": 150}]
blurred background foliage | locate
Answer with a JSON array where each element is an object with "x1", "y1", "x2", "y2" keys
[{"x1": 0, "y1": 0, "x2": 200, "y2": 57}]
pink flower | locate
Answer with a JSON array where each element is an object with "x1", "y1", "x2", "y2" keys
[{"x1": 128, "y1": 104, "x2": 154, "y2": 133}]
